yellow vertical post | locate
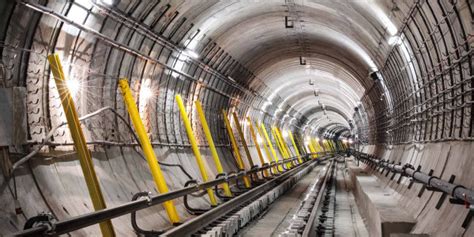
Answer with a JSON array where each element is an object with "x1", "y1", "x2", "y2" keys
[
  {"x1": 232, "y1": 112, "x2": 254, "y2": 168},
  {"x1": 246, "y1": 117, "x2": 268, "y2": 176},
  {"x1": 48, "y1": 54, "x2": 116, "y2": 236},
  {"x1": 288, "y1": 132, "x2": 302, "y2": 163},
  {"x1": 222, "y1": 110, "x2": 251, "y2": 187},
  {"x1": 194, "y1": 101, "x2": 232, "y2": 197},
  {"x1": 118, "y1": 79, "x2": 180, "y2": 224},
  {"x1": 276, "y1": 127, "x2": 292, "y2": 159},
  {"x1": 308, "y1": 142, "x2": 317, "y2": 159},
  {"x1": 277, "y1": 128, "x2": 293, "y2": 162},
  {"x1": 272, "y1": 127, "x2": 290, "y2": 168},
  {"x1": 310, "y1": 138, "x2": 319, "y2": 158},
  {"x1": 175, "y1": 95, "x2": 217, "y2": 206},
  {"x1": 256, "y1": 122, "x2": 277, "y2": 173},
  {"x1": 260, "y1": 123, "x2": 281, "y2": 172}
]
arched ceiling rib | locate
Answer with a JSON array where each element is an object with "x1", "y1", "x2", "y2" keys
[{"x1": 165, "y1": 0, "x2": 397, "y2": 138}]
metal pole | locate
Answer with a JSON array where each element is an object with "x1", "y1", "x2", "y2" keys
[
  {"x1": 261, "y1": 123, "x2": 282, "y2": 171},
  {"x1": 175, "y1": 95, "x2": 218, "y2": 206},
  {"x1": 288, "y1": 131, "x2": 302, "y2": 163},
  {"x1": 272, "y1": 127, "x2": 290, "y2": 169},
  {"x1": 255, "y1": 121, "x2": 277, "y2": 174},
  {"x1": 47, "y1": 54, "x2": 115, "y2": 236},
  {"x1": 246, "y1": 117, "x2": 269, "y2": 176},
  {"x1": 232, "y1": 112, "x2": 255, "y2": 167},
  {"x1": 194, "y1": 101, "x2": 232, "y2": 197},
  {"x1": 222, "y1": 110, "x2": 251, "y2": 187},
  {"x1": 118, "y1": 79, "x2": 180, "y2": 224}
]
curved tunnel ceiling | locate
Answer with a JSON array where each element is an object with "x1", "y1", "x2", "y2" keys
[
  {"x1": 0, "y1": 0, "x2": 472, "y2": 236},
  {"x1": 169, "y1": 0, "x2": 398, "y2": 138}
]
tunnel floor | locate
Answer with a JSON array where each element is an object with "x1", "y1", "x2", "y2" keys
[{"x1": 237, "y1": 159, "x2": 368, "y2": 237}]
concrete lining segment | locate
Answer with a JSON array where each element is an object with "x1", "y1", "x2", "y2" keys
[{"x1": 347, "y1": 159, "x2": 416, "y2": 237}]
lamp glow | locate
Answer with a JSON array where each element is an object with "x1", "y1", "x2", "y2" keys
[
  {"x1": 65, "y1": 78, "x2": 80, "y2": 95},
  {"x1": 140, "y1": 86, "x2": 153, "y2": 100}
]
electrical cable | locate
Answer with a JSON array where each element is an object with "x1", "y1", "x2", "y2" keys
[{"x1": 11, "y1": 106, "x2": 195, "y2": 181}]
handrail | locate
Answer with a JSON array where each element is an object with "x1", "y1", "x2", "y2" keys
[{"x1": 13, "y1": 153, "x2": 327, "y2": 236}]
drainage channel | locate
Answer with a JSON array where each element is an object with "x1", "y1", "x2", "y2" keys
[{"x1": 163, "y1": 157, "x2": 332, "y2": 237}]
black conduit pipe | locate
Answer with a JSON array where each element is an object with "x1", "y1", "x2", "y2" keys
[{"x1": 352, "y1": 151, "x2": 474, "y2": 206}]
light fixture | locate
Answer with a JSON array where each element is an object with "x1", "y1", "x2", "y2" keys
[
  {"x1": 140, "y1": 86, "x2": 153, "y2": 100},
  {"x1": 99, "y1": 0, "x2": 114, "y2": 6},
  {"x1": 65, "y1": 78, "x2": 80, "y2": 95},
  {"x1": 183, "y1": 49, "x2": 199, "y2": 59},
  {"x1": 282, "y1": 130, "x2": 289, "y2": 138},
  {"x1": 388, "y1": 36, "x2": 401, "y2": 46}
]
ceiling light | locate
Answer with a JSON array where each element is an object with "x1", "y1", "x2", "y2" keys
[
  {"x1": 388, "y1": 36, "x2": 401, "y2": 46},
  {"x1": 184, "y1": 49, "x2": 199, "y2": 59},
  {"x1": 99, "y1": 0, "x2": 114, "y2": 6}
]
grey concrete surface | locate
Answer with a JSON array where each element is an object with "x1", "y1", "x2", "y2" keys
[
  {"x1": 334, "y1": 161, "x2": 369, "y2": 237},
  {"x1": 348, "y1": 159, "x2": 416, "y2": 237}
]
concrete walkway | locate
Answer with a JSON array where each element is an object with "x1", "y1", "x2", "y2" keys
[{"x1": 334, "y1": 161, "x2": 369, "y2": 237}]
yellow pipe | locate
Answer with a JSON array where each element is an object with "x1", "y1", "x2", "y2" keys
[
  {"x1": 48, "y1": 54, "x2": 116, "y2": 236},
  {"x1": 222, "y1": 110, "x2": 251, "y2": 187},
  {"x1": 256, "y1": 122, "x2": 277, "y2": 174},
  {"x1": 272, "y1": 127, "x2": 289, "y2": 169},
  {"x1": 276, "y1": 128, "x2": 292, "y2": 160},
  {"x1": 310, "y1": 139, "x2": 319, "y2": 158},
  {"x1": 288, "y1": 132, "x2": 302, "y2": 163},
  {"x1": 246, "y1": 117, "x2": 268, "y2": 176},
  {"x1": 260, "y1": 123, "x2": 281, "y2": 172},
  {"x1": 308, "y1": 142, "x2": 317, "y2": 159},
  {"x1": 118, "y1": 79, "x2": 180, "y2": 224},
  {"x1": 232, "y1": 112, "x2": 254, "y2": 168},
  {"x1": 194, "y1": 101, "x2": 232, "y2": 197},
  {"x1": 175, "y1": 95, "x2": 217, "y2": 206}
]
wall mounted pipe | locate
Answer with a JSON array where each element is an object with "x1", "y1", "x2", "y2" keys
[
  {"x1": 12, "y1": 154, "x2": 319, "y2": 237},
  {"x1": 353, "y1": 151, "x2": 474, "y2": 206}
]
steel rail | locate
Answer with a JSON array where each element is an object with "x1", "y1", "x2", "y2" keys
[
  {"x1": 353, "y1": 151, "x2": 474, "y2": 205},
  {"x1": 163, "y1": 155, "x2": 331, "y2": 237},
  {"x1": 301, "y1": 159, "x2": 334, "y2": 237},
  {"x1": 12, "y1": 154, "x2": 325, "y2": 236}
]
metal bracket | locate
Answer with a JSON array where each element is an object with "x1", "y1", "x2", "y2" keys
[
  {"x1": 131, "y1": 191, "x2": 165, "y2": 236},
  {"x1": 23, "y1": 212, "x2": 56, "y2": 232},
  {"x1": 183, "y1": 180, "x2": 211, "y2": 215},
  {"x1": 408, "y1": 165, "x2": 422, "y2": 189},
  {"x1": 285, "y1": 16, "x2": 294, "y2": 28}
]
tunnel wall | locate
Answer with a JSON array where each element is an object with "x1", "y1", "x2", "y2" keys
[
  {"x1": 0, "y1": 145, "x2": 272, "y2": 236},
  {"x1": 360, "y1": 142, "x2": 474, "y2": 236}
]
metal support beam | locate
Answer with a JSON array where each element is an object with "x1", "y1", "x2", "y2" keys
[
  {"x1": 232, "y1": 112, "x2": 254, "y2": 168},
  {"x1": 246, "y1": 117, "x2": 268, "y2": 176},
  {"x1": 48, "y1": 54, "x2": 116, "y2": 236},
  {"x1": 260, "y1": 123, "x2": 282, "y2": 171},
  {"x1": 176, "y1": 94, "x2": 218, "y2": 206},
  {"x1": 195, "y1": 101, "x2": 232, "y2": 197},
  {"x1": 288, "y1": 131, "x2": 302, "y2": 163},
  {"x1": 222, "y1": 110, "x2": 251, "y2": 187},
  {"x1": 118, "y1": 79, "x2": 180, "y2": 224}
]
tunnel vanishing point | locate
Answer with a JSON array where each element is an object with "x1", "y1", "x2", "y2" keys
[{"x1": 0, "y1": 0, "x2": 473, "y2": 236}]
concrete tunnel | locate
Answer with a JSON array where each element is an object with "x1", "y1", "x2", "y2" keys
[{"x1": 0, "y1": 0, "x2": 472, "y2": 236}]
